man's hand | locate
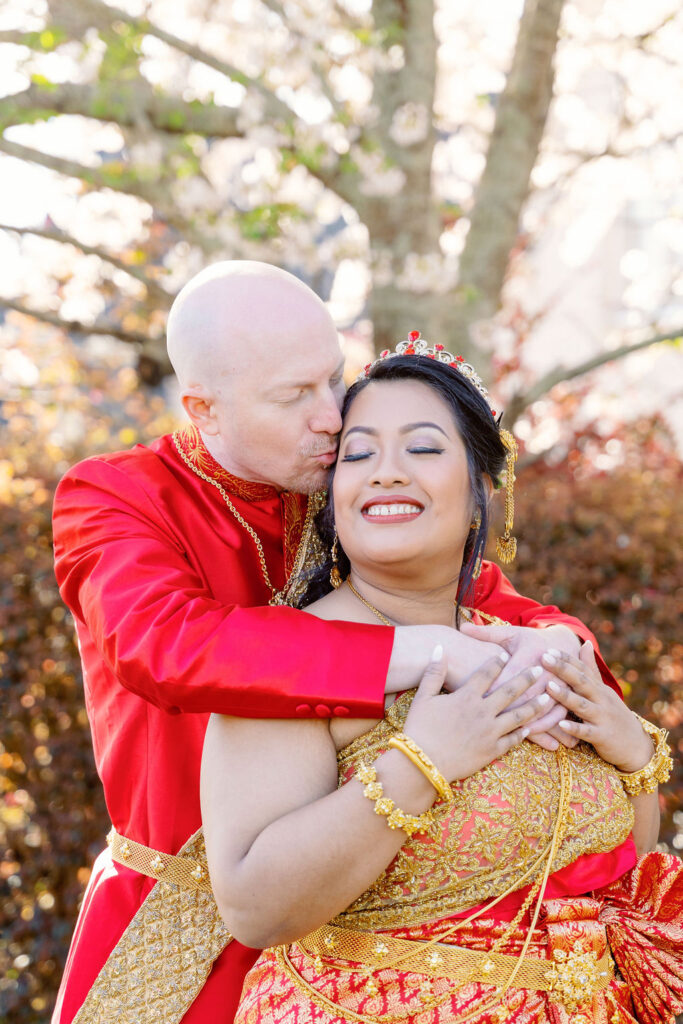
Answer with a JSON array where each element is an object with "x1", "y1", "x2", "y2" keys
[
  {"x1": 459, "y1": 622, "x2": 582, "y2": 750},
  {"x1": 387, "y1": 625, "x2": 505, "y2": 695}
]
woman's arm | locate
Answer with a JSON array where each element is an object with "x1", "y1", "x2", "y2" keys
[
  {"x1": 541, "y1": 644, "x2": 661, "y2": 854},
  {"x1": 201, "y1": 654, "x2": 548, "y2": 948}
]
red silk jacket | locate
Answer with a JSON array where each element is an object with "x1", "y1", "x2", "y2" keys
[{"x1": 50, "y1": 425, "x2": 622, "y2": 1024}]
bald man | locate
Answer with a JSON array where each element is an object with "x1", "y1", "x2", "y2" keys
[{"x1": 50, "y1": 262, "x2": 615, "y2": 1024}]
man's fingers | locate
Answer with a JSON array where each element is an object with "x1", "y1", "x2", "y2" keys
[
  {"x1": 415, "y1": 644, "x2": 448, "y2": 699},
  {"x1": 545, "y1": 723, "x2": 580, "y2": 748},
  {"x1": 459, "y1": 622, "x2": 515, "y2": 647},
  {"x1": 487, "y1": 665, "x2": 543, "y2": 712}
]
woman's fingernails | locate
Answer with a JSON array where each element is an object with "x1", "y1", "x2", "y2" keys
[
  {"x1": 538, "y1": 693, "x2": 551, "y2": 705},
  {"x1": 431, "y1": 644, "x2": 443, "y2": 662},
  {"x1": 499, "y1": 651, "x2": 510, "y2": 663},
  {"x1": 531, "y1": 666, "x2": 543, "y2": 679},
  {"x1": 547, "y1": 648, "x2": 561, "y2": 657},
  {"x1": 547, "y1": 680, "x2": 560, "y2": 693},
  {"x1": 522, "y1": 728, "x2": 530, "y2": 739},
  {"x1": 543, "y1": 653, "x2": 557, "y2": 666},
  {"x1": 558, "y1": 720, "x2": 572, "y2": 730}
]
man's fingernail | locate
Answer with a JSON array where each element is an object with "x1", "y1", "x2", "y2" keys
[
  {"x1": 431, "y1": 644, "x2": 443, "y2": 662},
  {"x1": 531, "y1": 666, "x2": 543, "y2": 679},
  {"x1": 538, "y1": 693, "x2": 550, "y2": 705},
  {"x1": 547, "y1": 680, "x2": 560, "y2": 693},
  {"x1": 499, "y1": 651, "x2": 510, "y2": 663},
  {"x1": 547, "y1": 648, "x2": 561, "y2": 657},
  {"x1": 543, "y1": 653, "x2": 557, "y2": 666}
]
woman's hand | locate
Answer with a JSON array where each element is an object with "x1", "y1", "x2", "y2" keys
[
  {"x1": 542, "y1": 642, "x2": 654, "y2": 772},
  {"x1": 403, "y1": 646, "x2": 551, "y2": 783}
]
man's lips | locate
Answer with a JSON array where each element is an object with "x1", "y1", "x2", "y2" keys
[
  {"x1": 312, "y1": 450, "x2": 337, "y2": 465},
  {"x1": 361, "y1": 495, "x2": 424, "y2": 522}
]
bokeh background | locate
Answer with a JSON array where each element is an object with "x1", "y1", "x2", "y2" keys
[{"x1": 1, "y1": 0, "x2": 682, "y2": 1020}]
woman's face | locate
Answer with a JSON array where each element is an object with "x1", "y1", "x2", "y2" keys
[{"x1": 333, "y1": 378, "x2": 474, "y2": 580}]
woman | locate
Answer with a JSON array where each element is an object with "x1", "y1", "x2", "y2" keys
[{"x1": 201, "y1": 338, "x2": 681, "y2": 1024}]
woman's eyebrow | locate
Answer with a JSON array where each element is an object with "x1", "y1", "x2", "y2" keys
[
  {"x1": 400, "y1": 421, "x2": 449, "y2": 438},
  {"x1": 342, "y1": 421, "x2": 450, "y2": 440}
]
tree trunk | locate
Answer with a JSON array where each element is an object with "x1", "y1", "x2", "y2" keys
[{"x1": 447, "y1": 0, "x2": 567, "y2": 370}]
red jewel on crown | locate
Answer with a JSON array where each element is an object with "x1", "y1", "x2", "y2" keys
[{"x1": 356, "y1": 330, "x2": 492, "y2": 407}]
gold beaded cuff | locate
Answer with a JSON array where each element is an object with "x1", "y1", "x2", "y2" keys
[
  {"x1": 616, "y1": 715, "x2": 673, "y2": 796},
  {"x1": 355, "y1": 761, "x2": 433, "y2": 837},
  {"x1": 388, "y1": 732, "x2": 454, "y2": 805}
]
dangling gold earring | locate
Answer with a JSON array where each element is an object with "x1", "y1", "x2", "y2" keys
[
  {"x1": 330, "y1": 533, "x2": 342, "y2": 589},
  {"x1": 496, "y1": 428, "x2": 518, "y2": 564}
]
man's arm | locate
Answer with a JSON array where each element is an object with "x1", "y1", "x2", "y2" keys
[{"x1": 53, "y1": 457, "x2": 393, "y2": 719}]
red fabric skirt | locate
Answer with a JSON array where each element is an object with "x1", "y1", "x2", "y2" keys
[{"x1": 235, "y1": 852, "x2": 683, "y2": 1024}]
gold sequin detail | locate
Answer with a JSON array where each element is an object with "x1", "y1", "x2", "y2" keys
[{"x1": 334, "y1": 690, "x2": 634, "y2": 931}]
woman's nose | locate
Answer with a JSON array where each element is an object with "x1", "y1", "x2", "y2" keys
[{"x1": 370, "y1": 451, "x2": 410, "y2": 487}]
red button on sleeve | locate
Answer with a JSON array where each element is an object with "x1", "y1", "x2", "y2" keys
[
  {"x1": 315, "y1": 704, "x2": 332, "y2": 718},
  {"x1": 295, "y1": 703, "x2": 312, "y2": 715},
  {"x1": 333, "y1": 706, "x2": 350, "y2": 716}
]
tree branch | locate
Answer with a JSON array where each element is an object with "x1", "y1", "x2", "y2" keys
[
  {"x1": 74, "y1": 0, "x2": 296, "y2": 123},
  {"x1": 0, "y1": 296, "x2": 154, "y2": 346},
  {"x1": 0, "y1": 137, "x2": 212, "y2": 251},
  {"x1": 506, "y1": 328, "x2": 681, "y2": 424},
  {"x1": 0, "y1": 80, "x2": 242, "y2": 138},
  {"x1": 0, "y1": 222, "x2": 172, "y2": 305}
]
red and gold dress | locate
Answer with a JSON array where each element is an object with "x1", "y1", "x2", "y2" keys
[{"x1": 236, "y1": 691, "x2": 683, "y2": 1024}]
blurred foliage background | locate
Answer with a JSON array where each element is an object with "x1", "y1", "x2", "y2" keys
[{"x1": 1, "y1": 0, "x2": 682, "y2": 1020}]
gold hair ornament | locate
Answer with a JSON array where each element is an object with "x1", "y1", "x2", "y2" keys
[{"x1": 496, "y1": 428, "x2": 518, "y2": 564}]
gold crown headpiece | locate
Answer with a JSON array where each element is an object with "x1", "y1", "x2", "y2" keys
[
  {"x1": 357, "y1": 329, "x2": 518, "y2": 563},
  {"x1": 357, "y1": 330, "x2": 495, "y2": 413}
]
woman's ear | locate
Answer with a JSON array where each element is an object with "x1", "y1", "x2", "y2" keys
[{"x1": 181, "y1": 386, "x2": 219, "y2": 435}]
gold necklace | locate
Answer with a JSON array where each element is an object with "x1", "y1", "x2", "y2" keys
[
  {"x1": 172, "y1": 429, "x2": 317, "y2": 606},
  {"x1": 345, "y1": 578, "x2": 508, "y2": 628}
]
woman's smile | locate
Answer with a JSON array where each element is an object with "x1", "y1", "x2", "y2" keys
[{"x1": 361, "y1": 495, "x2": 425, "y2": 523}]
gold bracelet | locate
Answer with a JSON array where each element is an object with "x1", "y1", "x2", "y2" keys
[
  {"x1": 387, "y1": 732, "x2": 454, "y2": 805},
  {"x1": 355, "y1": 761, "x2": 433, "y2": 837},
  {"x1": 616, "y1": 715, "x2": 673, "y2": 796}
]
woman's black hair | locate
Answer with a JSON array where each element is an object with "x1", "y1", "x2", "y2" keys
[{"x1": 299, "y1": 354, "x2": 508, "y2": 622}]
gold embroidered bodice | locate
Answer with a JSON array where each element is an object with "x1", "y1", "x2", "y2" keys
[{"x1": 334, "y1": 691, "x2": 634, "y2": 931}]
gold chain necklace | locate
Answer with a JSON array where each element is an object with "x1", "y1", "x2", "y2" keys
[
  {"x1": 172, "y1": 429, "x2": 316, "y2": 606},
  {"x1": 345, "y1": 578, "x2": 508, "y2": 628}
]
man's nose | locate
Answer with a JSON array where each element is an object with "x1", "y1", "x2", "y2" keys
[{"x1": 310, "y1": 390, "x2": 342, "y2": 436}]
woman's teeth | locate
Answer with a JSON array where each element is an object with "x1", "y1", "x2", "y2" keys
[{"x1": 365, "y1": 504, "x2": 422, "y2": 517}]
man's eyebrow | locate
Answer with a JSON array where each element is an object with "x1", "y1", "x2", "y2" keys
[{"x1": 267, "y1": 360, "x2": 346, "y2": 392}]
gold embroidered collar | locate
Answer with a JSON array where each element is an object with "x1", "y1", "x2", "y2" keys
[{"x1": 172, "y1": 423, "x2": 279, "y2": 503}]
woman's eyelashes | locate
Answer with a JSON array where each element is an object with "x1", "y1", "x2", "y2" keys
[{"x1": 341, "y1": 445, "x2": 444, "y2": 462}]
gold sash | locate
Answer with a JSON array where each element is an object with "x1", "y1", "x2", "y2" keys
[{"x1": 72, "y1": 829, "x2": 229, "y2": 1024}]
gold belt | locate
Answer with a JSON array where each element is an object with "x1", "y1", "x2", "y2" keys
[
  {"x1": 296, "y1": 922, "x2": 614, "y2": 1007},
  {"x1": 106, "y1": 826, "x2": 212, "y2": 891}
]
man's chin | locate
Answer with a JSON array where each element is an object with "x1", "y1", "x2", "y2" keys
[{"x1": 284, "y1": 466, "x2": 330, "y2": 495}]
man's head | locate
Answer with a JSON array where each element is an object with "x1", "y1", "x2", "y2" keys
[{"x1": 166, "y1": 261, "x2": 345, "y2": 493}]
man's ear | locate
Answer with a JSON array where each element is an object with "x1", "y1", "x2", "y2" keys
[{"x1": 181, "y1": 387, "x2": 218, "y2": 435}]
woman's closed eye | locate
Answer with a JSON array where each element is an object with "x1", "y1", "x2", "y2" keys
[{"x1": 341, "y1": 445, "x2": 444, "y2": 462}]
